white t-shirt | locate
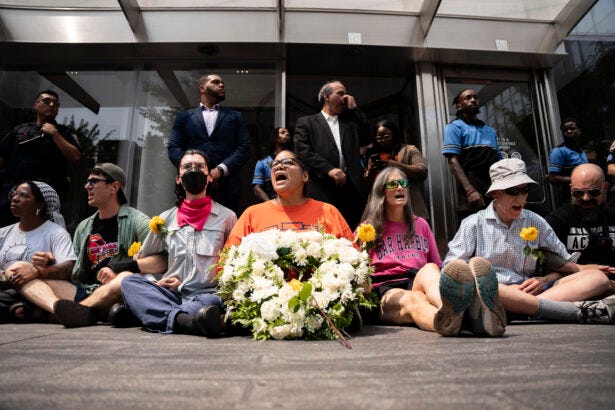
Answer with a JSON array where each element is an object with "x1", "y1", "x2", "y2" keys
[{"x1": 0, "y1": 220, "x2": 76, "y2": 271}]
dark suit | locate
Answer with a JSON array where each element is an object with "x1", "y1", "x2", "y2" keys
[
  {"x1": 167, "y1": 106, "x2": 251, "y2": 215},
  {"x1": 294, "y1": 110, "x2": 370, "y2": 229}
]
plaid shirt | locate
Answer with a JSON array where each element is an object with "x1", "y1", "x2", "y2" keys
[{"x1": 444, "y1": 203, "x2": 570, "y2": 285}]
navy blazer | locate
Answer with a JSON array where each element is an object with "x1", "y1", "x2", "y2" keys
[
  {"x1": 294, "y1": 109, "x2": 370, "y2": 203},
  {"x1": 167, "y1": 106, "x2": 251, "y2": 174}
]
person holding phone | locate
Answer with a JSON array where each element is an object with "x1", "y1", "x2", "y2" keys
[{"x1": 364, "y1": 120, "x2": 429, "y2": 219}]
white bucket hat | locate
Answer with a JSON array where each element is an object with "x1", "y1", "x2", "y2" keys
[{"x1": 486, "y1": 158, "x2": 538, "y2": 196}]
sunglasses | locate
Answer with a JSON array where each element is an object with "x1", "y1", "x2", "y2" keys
[
  {"x1": 269, "y1": 158, "x2": 303, "y2": 169},
  {"x1": 85, "y1": 178, "x2": 112, "y2": 187},
  {"x1": 384, "y1": 179, "x2": 409, "y2": 189},
  {"x1": 571, "y1": 188, "x2": 602, "y2": 198},
  {"x1": 504, "y1": 186, "x2": 530, "y2": 196}
]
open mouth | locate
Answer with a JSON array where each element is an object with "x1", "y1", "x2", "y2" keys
[{"x1": 274, "y1": 173, "x2": 288, "y2": 182}]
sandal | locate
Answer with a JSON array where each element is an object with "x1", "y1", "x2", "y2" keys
[{"x1": 9, "y1": 301, "x2": 50, "y2": 323}]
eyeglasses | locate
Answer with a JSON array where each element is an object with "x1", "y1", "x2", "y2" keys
[
  {"x1": 269, "y1": 158, "x2": 302, "y2": 169},
  {"x1": 36, "y1": 97, "x2": 60, "y2": 107},
  {"x1": 384, "y1": 179, "x2": 409, "y2": 189},
  {"x1": 180, "y1": 162, "x2": 207, "y2": 172},
  {"x1": 375, "y1": 133, "x2": 393, "y2": 141},
  {"x1": 571, "y1": 188, "x2": 602, "y2": 198},
  {"x1": 85, "y1": 178, "x2": 112, "y2": 187},
  {"x1": 504, "y1": 186, "x2": 530, "y2": 196}
]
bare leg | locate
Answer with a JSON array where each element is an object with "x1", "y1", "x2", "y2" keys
[
  {"x1": 19, "y1": 279, "x2": 77, "y2": 313},
  {"x1": 80, "y1": 272, "x2": 132, "y2": 311},
  {"x1": 541, "y1": 270, "x2": 613, "y2": 301},
  {"x1": 497, "y1": 284, "x2": 539, "y2": 315},
  {"x1": 411, "y1": 263, "x2": 442, "y2": 308},
  {"x1": 380, "y1": 289, "x2": 437, "y2": 331}
]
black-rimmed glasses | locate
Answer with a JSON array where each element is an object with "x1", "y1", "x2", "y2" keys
[{"x1": 269, "y1": 158, "x2": 302, "y2": 169}]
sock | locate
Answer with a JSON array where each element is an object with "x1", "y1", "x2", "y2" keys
[
  {"x1": 536, "y1": 299, "x2": 579, "y2": 323},
  {"x1": 173, "y1": 312, "x2": 194, "y2": 334}
]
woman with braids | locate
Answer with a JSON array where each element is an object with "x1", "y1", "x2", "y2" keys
[{"x1": 0, "y1": 181, "x2": 76, "y2": 322}]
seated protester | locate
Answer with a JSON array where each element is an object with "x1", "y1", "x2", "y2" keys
[
  {"x1": 360, "y1": 167, "x2": 443, "y2": 331},
  {"x1": 364, "y1": 120, "x2": 429, "y2": 220},
  {"x1": 17, "y1": 163, "x2": 150, "y2": 327},
  {"x1": 252, "y1": 127, "x2": 293, "y2": 202},
  {"x1": 0, "y1": 181, "x2": 76, "y2": 322},
  {"x1": 546, "y1": 164, "x2": 615, "y2": 265},
  {"x1": 443, "y1": 158, "x2": 615, "y2": 332},
  {"x1": 118, "y1": 150, "x2": 237, "y2": 336},
  {"x1": 226, "y1": 150, "x2": 353, "y2": 246}
]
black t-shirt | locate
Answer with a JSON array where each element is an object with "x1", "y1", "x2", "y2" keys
[
  {"x1": 83, "y1": 215, "x2": 119, "y2": 281},
  {"x1": 546, "y1": 203, "x2": 615, "y2": 265},
  {"x1": 0, "y1": 121, "x2": 80, "y2": 197}
]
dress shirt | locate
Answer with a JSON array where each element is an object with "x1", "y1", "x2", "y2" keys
[
  {"x1": 321, "y1": 111, "x2": 345, "y2": 169},
  {"x1": 200, "y1": 103, "x2": 219, "y2": 136}
]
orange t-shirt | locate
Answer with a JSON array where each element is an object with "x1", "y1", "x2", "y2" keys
[{"x1": 225, "y1": 199, "x2": 353, "y2": 247}]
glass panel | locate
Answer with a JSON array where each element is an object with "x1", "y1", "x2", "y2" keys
[
  {"x1": 438, "y1": 0, "x2": 569, "y2": 21},
  {"x1": 0, "y1": 1, "x2": 118, "y2": 8},
  {"x1": 285, "y1": 0, "x2": 424, "y2": 13},
  {"x1": 569, "y1": 0, "x2": 615, "y2": 35},
  {"x1": 137, "y1": 0, "x2": 276, "y2": 7},
  {"x1": 444, "y1": 79, "x2": 552, "y2": 216}
]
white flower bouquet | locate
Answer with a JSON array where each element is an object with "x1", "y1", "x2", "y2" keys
[{"x1": 217, "y1": 229, "x2": 375, "y2": 340}]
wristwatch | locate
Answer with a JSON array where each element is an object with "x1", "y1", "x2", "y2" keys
[{"x1": 216, "y1": 165, "x2": 224, "y2": 176}]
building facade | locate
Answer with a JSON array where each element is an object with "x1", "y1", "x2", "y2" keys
[{"x1": 1, "y1": 1, "x2": 614, "y2": 252}]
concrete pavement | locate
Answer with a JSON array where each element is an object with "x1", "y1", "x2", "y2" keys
[{"x1": 1, "y1": 322, "x2": 614, "y2": 409}]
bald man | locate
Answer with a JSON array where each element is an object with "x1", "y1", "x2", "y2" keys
[{"x1": 546, "y1": 163, "x2": 615, "y2": 265}]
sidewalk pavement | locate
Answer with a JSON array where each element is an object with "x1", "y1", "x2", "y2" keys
[{"x1": 1, "y1": 322, "x2": 614, "y2": 409}]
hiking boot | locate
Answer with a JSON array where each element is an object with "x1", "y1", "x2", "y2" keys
[
  {"x1": 575, "y1": 295, "x2": 615, "y2": 324},
  {"x1": 467, "y1": 257, "x2": 506, "y2": 337},
  {"x1": 434, "y1": 259, "x2": 475, "y2": 336}
]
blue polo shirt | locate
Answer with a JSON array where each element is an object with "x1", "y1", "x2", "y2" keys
[{"x1": 548, "y1": 144, "x2": 588, "y2": 176}]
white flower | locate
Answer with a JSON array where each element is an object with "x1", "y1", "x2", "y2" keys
[
  {"x1": 251, "y1": 260, "x2": 266, "y2": 276},
  {"x1": 270, "y1": 324, "x2": 292, "y2": 340},
  {"x1": 250, "y1": 276, "x2": 278, "y2": 303},
  {"x1": 338, "y1": 245, "x2": 360, "y2": 265},
  {"x1": 260, "y1": 299, "x2": 282, "y2": 322},
  {"x1": 239, "y1": 233, "x2": 279, "y2": 260}
]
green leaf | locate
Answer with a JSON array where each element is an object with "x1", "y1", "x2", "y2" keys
[
  {"x1": 530, "y1": 248, "x2": 541, "y2": 260},
  {"x1": 277, "y1": 247, "x2": 292, "y2": 257},
  {"x1": 523, "y1": 245, "x2": 531, "y2": 256},
  {"x1": 288, "y1": 297, "x2": 300, "y2": 313},
  {"x1": 329, "y1": 302, "x2": 344, "y2": 316},
  {"x1": 299, "y1": 282, "x2": 313, "y2": 302}
]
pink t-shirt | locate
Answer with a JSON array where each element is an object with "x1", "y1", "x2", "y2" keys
[{"x1": 369, "y1": 217, "x2": 442, "y2": 287}]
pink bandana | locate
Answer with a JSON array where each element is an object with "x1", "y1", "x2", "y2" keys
[{"x1": 177, "y1": 196, "x2": 212, "y2": 231}]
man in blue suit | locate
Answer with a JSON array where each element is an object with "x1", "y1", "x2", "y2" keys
[{"x1": 167, "y1": 74, "x2": 251, "y2": 215}]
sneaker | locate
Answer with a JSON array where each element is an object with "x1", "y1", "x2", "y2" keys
[
  {"x1": 108, "y1": 303, "x2": 140, "y2": 328},
  {"x1": 467, "y1": 257, "x2": 506, "y2": 337},
  {"x1": 192, "y1": 305, "x2": 223, "y2": 337},
  {"x1": 575, "y1": 295, "x2": 615, "y2": 324},
  {"x1": 53, "y1": 299, "x2": 98, "y2": 328},
  {"x1": 434, "y1": 259, "x2": 475, "y2": 336}
]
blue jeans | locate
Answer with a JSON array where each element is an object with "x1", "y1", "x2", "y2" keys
[{"x1": 121, "y1": 275, "x2": 223, "y2": 334}]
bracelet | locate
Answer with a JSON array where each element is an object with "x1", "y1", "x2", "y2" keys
[{"x1": 465, "y1": 189, "x2": 477, "y2": 198}]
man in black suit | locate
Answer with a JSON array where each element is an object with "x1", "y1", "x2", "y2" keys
[
  {"x1": 167, "y1": 74, "x2": 251, "y2": 215},
  {"x1": 294, "y1": 80, "x2": 371, "y2": 229}
]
